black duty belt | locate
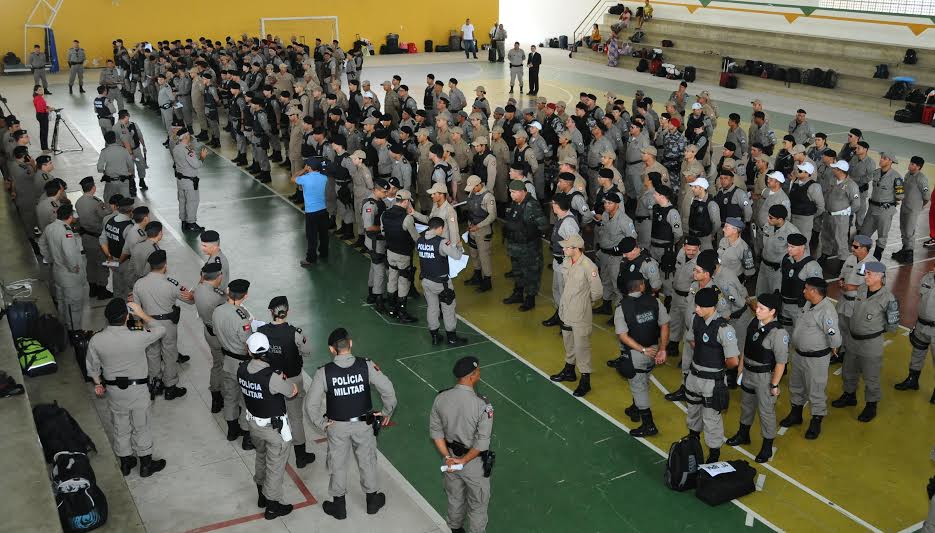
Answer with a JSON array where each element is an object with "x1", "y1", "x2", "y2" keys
[
  {"x1": 869, "y1": 200, "x2": 894, "y2": 209},
  {"x1": 919, "y1": 318, "x2": 935, "y2": 327},
  {"x1": 797, "y1": 347, "x2": 831, "y2": 358},
  {"x1": 843, "y1": 294, "x2": 855, "y2": 301},
  {"x1": 510, "y1": 64, "x2": 523, "y2": 68},
  {"x1": 743, "y1": 361, "x2": 773, "y2": 373},
  {"x1": 599, "y1": 247, "x2": 622, "y2": 256},
  {"x1": 651, "y1": 240, "x2": 673, "y2": 248},
  {"x1": 762, "y1": 259, "x2": 780, "y2": 270},
  {"x1": 102, "y1": 175, "x2": 131, "y2": 182},
  {"x1": 675, "y1": 289, "x2": 689, "y2": 297},
  {"x1": 330, "y1": 413, "x2": 370, "y2": 422},
  {"x1": 690, "y1": 365, "x2": 725, "y2": 380},
  {"x1": 851, "y1": 331, "x2": 883, "y2": 341},
  {"x1": 150, "y1": 312, "x2": 174, "y2": 321},
  {"x1": 103, "y1": 377, "x2": 149, "y2": 387},
  {"x1": 627, "y1": 160, "x2": 641, "y2": 165},
  {"x1": 78, "y1": 227, "x2": 101, "y2": 238},
  {"x1": 423, "y1": 275, "x2": 449, "y2": 284},
  {"x1": 634, "y1": 215, "x2": 650, "y2": 222},
  {"x1": 730, "y1": 307, "x2": 746, "y2": 320},
  {"x1": 222, "y1": 348, "x2": 249, "y2": 361},
  {"x1": 160, "y1": 103, "x2": 173, "y2": 110}
]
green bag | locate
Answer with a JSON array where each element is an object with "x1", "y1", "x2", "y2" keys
[{"x1": 16, "y1": 337, "x2": 58, "y2": 377}]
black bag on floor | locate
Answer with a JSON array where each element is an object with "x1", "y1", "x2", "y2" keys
[
  {"x1": 33, "y1": 402, "x2": 97, "y2": 462},
  {"x1": 488, "y1": 46, "x2": 497, "y2": 61},
  {"x1": 742, "y1": 60, "x2": 754, "y2": 75},
  {"x1": 906, "y1": 88, "x2": 927, "y2": 104},
  {"x1": 609, "y1": 3, "x2": 625, "y2": 14},
  {"x1": 6, "y1": 299, "x2": 39, "y2": 340},
  {"x1": 726, "y1": 75, "x2": 738, "y2": 89},
  {"x1": 559, "y1": 35, "x2": 569, "y2": 49},
  {"x1": 683, "y1": 66, "x2": 696, "y2": 82},
  {"x1": 823, "y1": 69, "x2": 838, "y2": 89},
  {"x1": 629, "y1": 30, "x2": 645, "y2": 43},
  {"x1": 436, "y1": 45, "x2": 450, "y2": 52},
  {"x1": 788, "y1": 68, "x2": 802, "y2": 83},
  {"x1": 773, "y1": 67, "x2": 787, "y2": 81},
  {"x1": 885, "y1": 80, "x2": 911, "y2": 100},
  {"x1": 52, "y1": 451, "x2": 97, "y2": 486},
  {"x1": 664, "y1": 436, "x2": 705, "y2": 491},
  {"x1": 904, "y1": 48, "x2": 918, "y2": 65},
  {"x1": 56, "y1": 478, "x2": 108, "y2": 532},
  {"x1": 895, "y1": 107, "x2": 920, "y2": 123},
  {"x1": 873, "y1": 64, "x2": 889, "y2": 79},
  {"x1": 637, "y1": 58, "x2": 649, "y2": 72},
  {"x1": 695, "y1": 460, "x2": 757, "y2": 506},
  {"x1": 549, "y1": 38, "x2": 559, "y2": 48},
  {"x1": 807, "y1": 68, "x2": 825, "y2": 86},
  {"x1": 424, "y1": 39, "x2": 433, "y2": 53},
  {"x1": 36, "y1": 313, "x2": 68, "y2": 355},
  {"x1": 761, "y1": 63, "x2": 776, "y2": 79},
  {"x1": 662, "y1": 39, "x2": 674, "y2": 47}
]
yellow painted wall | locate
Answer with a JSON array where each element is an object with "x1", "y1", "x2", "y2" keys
[{"x1": 1, "y1": 0, "x2": 498, "y2": 67}]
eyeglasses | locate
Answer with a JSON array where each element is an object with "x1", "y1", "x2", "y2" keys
[{"x1": 851, "y1": 244, "x2": 861, "y2": 249}]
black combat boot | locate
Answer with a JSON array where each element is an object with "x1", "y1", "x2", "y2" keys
[
  {"x1": 430, "y1": 329, "x2": 443, "y2": 345},
  {"x1": 755, "y1": 438, "x2": 774, "y2": 463},
  {"x1": 226, "y1": 420, "x2": 241, "y2": 441},
  {"x1": 385, "y1": 293, "x2": 398, "y2": 318},
  {"x1": 242, "y1": 432, "x2": 254, "y2": 450},
  {"x1": 857, "y1": 401, "x2": 877, "y2": 422},
  {"x1": 518, "y1": 294, "x2": 536, "y2": 312},
  {"x1": 196, "y1": 130, "x2": 209, "y2": 141},
  {"x1": 163, "y1": 385, "x2": 187, "y2": 400},
  {"x1": 234, "y1": 153, "x2": 248, "y2": 166},
  {"x1": 355, "y1": 235, "x2": 366, "y2": 249},
  {"x1": 549, "y1": 363, "x2": 577, "y2": 382},
  {"x1": 894, "y1": 369, "x2": 921, "y2": 391},
  {"x1": 264, "y1": 500, "x2": 293, "y2": 520},
  {"x1": 780, "y1": 404, "x2": 804, "y2": 427},
  {"x1": 322, "y1": 495, "x2": 347, "y2": 520},
  {"x1": 593, "y1": 299, "x2": 612, "y2": 315},
  {"x1": 210, "y1": 138, "x2": 221, "y2": 148},
  {"x1": 366, "y1": 288, "x2": 376, "y2": 304},
  {"x1": 541, "y1": 309, "x2": 561, "y2": 326},
  {"x1": 630, "y1": 409, "x2": 658, "y2": 437},
  {"x1": 258, "y1": 171, "x2": 271, "y2": 183},
  {"x1": 69, "y1": 85, "x2": 74, "y2": 95},
  {"x1": 804, "y1": 415, "x2": 823, "y2": 439},
  {"x1": 138, "y1": 178, "x2": 149, "y2": 191},
  {"x1": 374, "y1": 294, "x2": 388, "y2": 314},
  {"x1": 247, "y1": 161, "x2": 261, "y2": 174},
  {"x1": 211, "y1": 391, "x2": 224, "y2": 413},
  {"x1": 294, "y1": 444, "x2": 316, "y2": 468},
  {"x1": 139, "y1": 455, "x2": 167, "y2": 477},
  {"x1": 872, "y1": 245, "x2": 883, "y2": 261},
  {"x1": 476, "y1": 276, "x2": 492, "y2": 293},
  {"x1": 366, "y1": 491, "x2": 386, "y2": 514},
  {"x1": 899, "y1": 250, "x2": 914, "y2": 264},
  {"x1": 705, "y1": 447, "x2": 720, "y2": 464},
  {"x1": 831, "y1": 391, "x2": 857, "y2": 408},
  {"x1": 726, "y1": 423, "x2": 752, "y2": 445},
  {"x1": 686, "y1": 429, "x2": 701, "y2": 439},
  {"x1": 270, "y1": 150, "x2": 283, "y2": 163},
  {"x1": 664, "y1": 384, "x2": 687, "y2": 402},
  {"x1": 502, "y1": 287, "x2": 524, "y2": 304},
  {"x1": 465, "y1": 269, "x2": 482, "y2": 285},
  {"x1": 257, "y1": 484, "x2": 267, "y2": 507},
  {"x1": 79, "y1": 85, "x2": 86, "y2": 94},
  {"x1": 573, "y1": 373, "x2": 591, "y2": 397},
  {"x1": 341, "y1": 225, "x2": 355, "y2": 240},
  {"x1": 152, "y1": 378, "x2": 165, "y2": 397},
  {"x1": 395, "y1": 297, "x2": 418, "y2": 323},
  {"x1": 119, "y1": 455, "x2": 137, "y2": 476},
  {"x1": 930, "y1": 387, "x2": 935, "y2": 404},
  {"x1": 624, "y1": 401, "x2": 640, "y2": 422},
  {"x1": 447, "y1": 331, "x2": 468, "y2": 346},
  {"x1": 328, "y1": 215, "x2": 336, "y2": 230}
]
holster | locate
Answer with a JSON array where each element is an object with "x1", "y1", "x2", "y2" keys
[
  {"x1": 369, "y1": 249, "x2": 386, "y2": 265},
  {"x1": 438, "y1": 281, "x2": 456, "y2": 305},
  {"x1": 114, "y1": 376, "x2": 130, "y2": 389},
  {"x1": 480, "y1": 450, "x2": 496, "y2": 478},
  {"x1": 447, "y1": 440, "x2": 469, "y2": 457},
  {"x1": 271, "y1": 416, "x2": 284, "y2": 431},
  {"x1": 170, "y1": 305, "x2": 181, "y2": 324},
  {"x1": 402, "y1": 266, "x2": 417, "y2": 281},
  {"x1": 615, "y1": 352, "x2": 637, "y2": 379},
  {"x1": 192, "y1": 176, "x2": 200, "y2": 191},
  {"x1": 365, "y1": 412, "x2": 383, "y2": 437},
  {"x1": 708, "y1": 379, "x2": 730, "y2": 412}
]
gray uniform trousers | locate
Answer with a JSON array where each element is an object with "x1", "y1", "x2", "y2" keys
[
  {"x1": 843, "y1": 336, "x2": 883, "y2": 402},
  {"x1": 54, "y1": 280, "x2": 91, "y2": 332},
  {"x1": 366, "y1": 236, "x2": 387, "y2": 294},
  {"x1": 98, "y1": 117, "x2": 114, "y2": 137},
  {"x1": 685, "y1": 373, "x2": 726, "y2": 449},
  {"x1": 739, "y1": 363, "x2": 777, "y2": 438},
  {"x1": 326, "y1": 421, "x2": 379, "y2": 497},
  {"x1": 102, "y1": 180, "x2": 130, "y2": 208},
  {"x1": 222, "y1": 356, "x2": 249, "y2": 431},
  {"x1": 146, "y1": 319, "x2": 179, "y2": 387},
  {"x1": 132, "y1": 147, "x2": 147, "y2": 179},
  {"x1": 444, "y1": 457, "x2": 490, "y2": 533},
  {"x1": 467, "y1": 226, "x2": 493, "y2": 277},
  {"x1": 112, "y1": 262, "x2": 133, "y2": 300},
  {"x1": 69, "y1": 65, "x2": 85, "y2": 87},
  {"x1": 856, "y1": 190, "x2": 870, "y2": 228},
  {"x1": 597, "y1": 250, "x2": 621, "y2": 303},
  {"x1": 247, "y1": 132, "x2": 271, "y2": 171},
  {"x1": 337, "y1": 197, "x2": 354, "y2": 226},
  {"x1": 205, "y1": 328, "x2": 224, "y2": 393},
  {"x1": 789, "y1": 351, "x2": 830, "y2": 416},
  {"x1": 509, "y1": 66, "x2": 523, "y2": 89},
  {"x1": 626, "y1": 349, "x2": 655, "y2": 409},
  {"x1": 285, "y1": 375, "x2": 307, "y2": 446},
  {"x1": 107, "y1": 383, "x2": 153, "y2": 457},
  {"x1": 249, "y1": 418, "x2": 290, "y2": 502},
  {"x1": 82, "y1": 234, "x2": 109, "y2": 287},
  {"x1": 354, "y1": 189, "x2": 369, "y2": 235},
  {"x1": 551, "y1": 258, "x2": 566, "y2": 306},
  {"x1": 791, "y1": 215, "x2": 815, "y2": 246},
  {"x1": 423, "y1": 278, "x2": 457, "y2": 331},
  {"x1": 179, "y1": 96, "x2": 194, "y2": 129},
  {"x1": 859, "y1": 204, "x2": 896, "y2": 249},
  {"x1": 668, "y1": 294, "x2": 689, "y2": 343},
  {"x1": 176, "y1": 177, "x2": 199, "y2": 223},
  {"x1": 33, "y1": 68, "x2": 49, "y2": 89},
  {"x1": 386, "y1": 251, "x2": 412, "y2": 297},
  {"x1": 900, "y1": 206, "x2": 921, "y2": 250},
  {"x1": 160, "y1": 108, "x2": 174, "y2": 134},
  {"x1": 755, "y1": 264, "x2": 781, "y2": 296},
  {"x1": 821, "y1": 212, "x2": 851, "y2": 260},
  {"x1": 909, "y1": 323, "x2": 935, "y2": 371}
]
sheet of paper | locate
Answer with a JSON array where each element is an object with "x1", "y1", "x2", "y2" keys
[
  {"x1": 250, "y1": 319, "x2": 267, "y2": 331},
  {"x1": 448, "y1": 255, "x2": 469, "y2": 278},
  {"x1": 440, "y1": 463, "x2": 464, "y2": 472},
  {"x1": 461, "y1": 231, "x2": 469, "y2": 243},
  {"x1": 698, "y1": 461, "x2": 736, "y2": 476},
  {"x1": 102, "y1": 260, "x2": 120, "y2": 268},
  {"x1": 174, "y1": 101, "x2": 184, "y2": 109},
  {"x1": 415, "y1": 223, "x2": 428, "y2": 234}
]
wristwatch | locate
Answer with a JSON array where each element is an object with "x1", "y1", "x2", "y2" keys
[{"x1": 769, "y1": 383, "x2": 779, "y2": 389}]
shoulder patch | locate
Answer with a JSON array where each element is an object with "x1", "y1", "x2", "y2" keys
[
  {"x1": 725, "y1": 329, "x2": 735, "y2": 341},
  {"x1": 295, "y1": 327, "x2": 302, "y2": 334},
  {"x1": 782, "y1": 334, "x2": 789, "y2": 345},
  {"x1": 214, "y1": 288, "x2": 225, "y2": 296},
  {"x1": 166, "y1": 277, "x2": 180, "y2": 286},
  {"x1": 235, "y1": 307, "x2": 249, "y2": 320}
]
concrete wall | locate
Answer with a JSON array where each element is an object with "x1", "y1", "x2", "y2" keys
[{"x1": 501, "y1": 0, "x2": 935, "y2": 49}]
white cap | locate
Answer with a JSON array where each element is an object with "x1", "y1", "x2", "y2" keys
[
  {"x1": 767, "y1": 170, "x2": 786, "y2": 183},
  {"x1": 529, "y1": 121, "x2": 542, "y2": 130},
  {"x1": 689, "y1": 177, "x2": 709, "y2": 189},
  {"x1": 247, "y1": 332, "x2": 270, "y2": 354},
  {"x1": 830, "y1": 160, "x2": 849, "y2": 172},
  {"x1": 691, "y1": 102, "x2": 703, "y2": 110},
  {"x1": 363, "y1": 91, "x2": 375, "y2": 99},
  {"x1": 796, "y1": 161, "x2": 815, "y2": 175}
]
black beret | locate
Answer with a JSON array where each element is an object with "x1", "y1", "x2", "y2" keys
[
  {"x1": 787, "y1": 233, "x2": 807, "y2": 246},
  {"x1": 723, "y1": 141, "x2": 736, "y2": 151},
  {"x1": 200, "y1": 230, "x2": 220, "y2": 243},
  {"x1": 228, "y1": 279, "x2": 250, "y2": 293},
  {"x1": 805, "y1": 277, "x2": 827, "y2": 289},
  {"x1": 327, "y1": 327, "x2": 349, "y2": 346},
  {"x1": 268, "y1": 295, "x2": 289, "y2": 310},
  {"x1": 35, "y1": 155, "x2": 52, "y2": 166},
  {"x1": 619, "y1": 237, "x2": 637, "y2": 253},
  {"x1": 104, "y1": 298, "x2": 128, "y2": 322},
  {"x1": 757, "y1": 293, "x2": 781, "y2": 311},
  {"x1": 374, "y1": 178, "x2": 391, "y2": 190},
  {"x1": 696, "y1": 249, "x2": 719, "y2": 274},
  {"x1": 685, "y1": 236, "x2": 701, "y2": 246},
  {"x1": 453, "y1": 356, "x2": 479, "y2": 378},
  {"x1": 389, "y1": 144, "x2": 403, "y2": 154},
  {"x1": 623, "y1": 270, "x2": 645, "y2": 284},
  {"x1": 603, "y1": 192, "x2": 622, "y2": 203},
  {"x1": 147, "y1": 249, "x2": 167, "y2": 267},
  {"x1": 695, "y1": 287, "x2": 719, "y2": 307},
  {"x1": 79, "y1": 176, "x2": 95, "y2": 187},
  {"x1": 558, "y1": 172, "x2": 575, "y2": 182},
  {"x1": 768, "y1": 204, "x2": 788, "y2": 219},
  {"x1": 201, "y1": 262, "x2": 222, "y2": 273},
  {"x1": 598, "y1": 168, "x2": 614, "y2": 179},
  {"x1": 109, "y1": 193, "x2": 125, "y2": 205},
  {"x1": 655, "y1": 184, "x2": 672, "y2": 197},
  {"x1": 118, "y1": 197, "x2": 135, "y2": 207}
]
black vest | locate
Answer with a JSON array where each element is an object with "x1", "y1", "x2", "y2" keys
[
  {"x1": 104, "y1": 217, "x2": 133, "y2": 257},
  {"x1": 780, "y1": 255, "x2": 813, "y2": 306},
  {"x1": 466, "y1": 191, "x2": 492, "y2": 225},
  {"x1": 513, "y1": 146, "x2": 532, "y2": 174},
  {"x1": 472, "y1": 151, "x2": 491, "y2": 182},
  {"x1": 94, "y1": 96, "x2": 112, "y2": 119},
  {"x1": 228, "y1": 95, "x2": 244, "y2": 124},
  {"x1": 744, "y1": 320, "x2": 779, "y2": 367},
  {"x1": 567, "y1": 190, "x2": 585, "y2": 225},
  {"x1": 238, "y1": 363, "x2": 286, "y2": 418},
  {"x1": 333, "y1": 152, "x2": 351, "y2": 183},
  {"x1": 434, "y1": 162, "x2": 453, "y2": 184},
  {"x1": 265, "y1": 101, "x2": 278, "y2": 134},
  {"x1": 688, "y1": 198, "x2": 715, "y2": 237},
  {"x1": 417, "y1": 234, "x2": 448, "y2": 281},
  {"x1": 651, "y1": 204, "x2": 675, "y2": 243},
  {"x1": 324, "y1": 357, "x2": 372, "y2": 420},
  {"x1": 714, "y1": 187, "x2": 742, "y2": 221},
  {"x1": 257, "y1": 322, "x2": 302, "y2": 378},
  {"x1": 620, "y1": 293, "x2": 661, "y2": 346},
  {"x1": 504, "y1": 199, "x2": 539, "y2": 243},
  {"x1": 691, "y1": 315, "x2": 727, "y2": 369},
  {"x1": 618, "y1": 251, "x2": 652, "y2": 292},
  {"x1": 551, "y1": 214, "x2": 575, "y2": 259},
  {"x1": 364, "y1": 197, "x2": 387, "y2": 237},
  {"x1": 789, "y1": 180, "x2": 819, "y2": 216},
  {"x1": 382, "y1": 205, "x2": 415, "y2": 255}
]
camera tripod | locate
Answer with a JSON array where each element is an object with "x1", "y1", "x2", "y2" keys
[{"x1": 51, "y1": 109, "x2": 83, "y2": 155}]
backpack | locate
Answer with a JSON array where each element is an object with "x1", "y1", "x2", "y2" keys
[
  {"x1": 904, "y1": 48, "x2": 918, "y2": 65},
  {"x1": 823, "y1": 70, "x2": 838, "y2": 89},
  {"x1": 636, "y1": 58, "x2": 649, "y2": 72},
  {"x1": 664, "y1": 436, "x2": 705, "y2": 491},
  {"x1": 662, "y1": 39, "x2": 674, "y2": 47},
  {"x1": 33, "y1": 402, "x2": 97, "y2": 462},
  {"x1": 683, "y1": 65, "x2": 696, "y2": 83},
  {"x1": 36, "y1": 314, "x2": 68, "y2": 355},
  {"x1": 6, "y1": 299, "x2": 39, "y2": 340},
  {"x1": 742, "y1": 60, "x2": 755, "y2": 75},
  {"x1": 885, "y1": 80, "x2": 911, "y2": 100},
  {"x1": 894, "y1": 106, "x2": 921, "y2": 123},
  {"x1": 807, "y1": 68, "x2": 825, "y2": 86},
  {"x1": 788, "y1": 68, "x2": 802, "y2": 84},
  {"x1": 3, "y1": 52, "x2": 22, "y2": 65},
  {"x1": 774, "y1": 68, "x2": 787, "y2": 82},
  {"x1": 17, "y1": 337, "x2": 58, "y2": 377},
  {"x1": 873, "y1": 64, "x2": 889, "y2": 79},
  {"x1": 55, "y1": 478, "x2": 108, "y2": 532},
  {"x1": 650, "y1": 58, "x2": 663, "y2": 75},
  {"x1": 609, "y1": 3, "x2": 625, "y2": 14},
  {"x1": 906, "y1": 88, "x2": 927, "y2": 104},
  {"x1": 629, "y1": 30, "x2": 645, "y2": 43},
  {"x1": 695, "y1": 460, "x2": 757, "y2": 506}
]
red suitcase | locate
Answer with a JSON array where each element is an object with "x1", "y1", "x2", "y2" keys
[
  {"x1": 407, "y1": 42, "x2": 417, "y2": 54},
  {"x1": 922, "y1": 106, "x2": 935, "y2": 125}
]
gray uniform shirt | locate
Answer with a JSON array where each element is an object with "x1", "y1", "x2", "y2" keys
[
  {"x1": 75, "y1": 195, "x2": 110, "y2": 235},
  {"x1": 193, "y1": 282, "x2": 227, "y2": 328},
  {"x1": 792, "y1": 297, "x2": 841, "y2": 351},
  {"x1": 787, "y1": 119, "x2": 815, "y2": 146},
  {"x1": 173, "y1": 143, "x2": 203, "y2": 178},
  {"x1": 755, "y1": 189, "x2": 791, "y2": 230},
  {"x1": 673, "y1": 250, "x2": 697, "y2": 293},
  {"x1": 847, "y1": 155, "x2": 876, "y2": 189},
  {"x1": 97, "y1": 144, "x2": 134, "y2": 176},
  {"x1": 902, "y1": 170, "x2": 928, "y2": 211},
  {"x1": 28, "y1": 51, "x2": 47, "y2": 69},
  {"x1": 429, "y1": 384, "x2": 494, "y2": 452},
  {"x1": 129, "y1": 240, "x2": 161, "y2": 282},
  {"x1": 213, "y1": 302, "x2": 253, "y2": 355},
  {"x1": 305, "y1": 353, "x2": 397, "y2": 432},
  {"x1": 87, "y1": 323, "x2": 167, "y2": 380},
  {"x1": 717, "y1": 237, "x2": 755, "y2": 279},
  {"x1": 67, "y1": 48, "x2": 86, "y2": 64},
  {"x1": 132, "y1": 272, "x2": 186, "y2": 316},
  {"x1": 836, "y1": 255, "x2": 868, "y2": 317},
  {"x1": 507, "y1": 48, "x2": 525, "y2": 66},
  {"x1": 597, "y1": 209, "x2": 637, "y2": 248},
  {"x1": 206, "y1": 251, "x2": 230, "y2": 285},
  {"x1": 825, "y1": 176, "x2": 861, "y2": 213},
  {"x1": 849, "y1": 285, "x2": 899, "y2": 336},
  {"x1": 917, "y1": 272, "x2": 935, "y2": 324},
  {"x1": 713, "y1": 268, "x2": 748, "y2": 317},
  {"x1": 869, "y1": 167, "x2": 904, "y2": 204},
  {"x1": 743, "y1": 321, "x2": 789, "y2": 370}
]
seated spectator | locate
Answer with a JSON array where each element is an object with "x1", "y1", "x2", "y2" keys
[{"x1": 585, "y1": 24, "x2": 602, "y2": 47}]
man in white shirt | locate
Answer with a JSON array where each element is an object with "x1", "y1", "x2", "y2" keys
[{"x1": 461, "y1": 18, "x2": 478, "y2": 60}]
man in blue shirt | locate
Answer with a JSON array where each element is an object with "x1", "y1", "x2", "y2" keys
[{"x1": 292, "y1": 158, "x2": 330, "y2": 267}]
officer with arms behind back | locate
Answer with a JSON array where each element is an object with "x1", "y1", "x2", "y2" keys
[
  {"x1": 239, "y1": 332, "x2": 299, "y2": 520},
  {"x1": 418, "y1": 217, "x2": 469, "y2": 346},
  {"x1": 213, "y1": 279, "x2": 256, "y2": 450},
  {"x1": 305, "y1": 328, "x2": 396, "y2": 520},
  {"x1": 430, "y1": 356, "x2": 494, "y2": 533}
]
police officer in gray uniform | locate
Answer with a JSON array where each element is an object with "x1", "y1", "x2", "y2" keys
[
  {"x1": 895, "y1": 260, "x2": 935, "y2": 402},
  {"x1": 156, "y1": 74, "x2": 176, "y2": 136},
  {"x1": 87, "y1": 298, "x2": 168, "y2": 477},
  {"x1": 257, "y1": 296, "x2": 316, "y2": 469},
  {"x1": 75, "y1": 177, "x2": 113, "y2": 299},
  {"x1": 836, "y1": 235, "x2": 872, "y2": 362},
  {"x1": 238, "y1": 332, "x2": 299, "y2": 520},
  {"x1": 132, "y1": 250, "x2": 192, "y2": 400},
  {"x1": 127, "y1": 221, "x2": 162, "y2": 289},
  {"x1": 99, "y1": 59, "x2": 125, "y2": 112},
  {"x1": 594, "y1": 192, "x2": 637, "y2": 313},
  {"x1": 757, "y1": 204, "x2": 798, "y2": 296},
  {"x1": 778, "y1": 233, "x2": 822, "y2": 328},
  {"x1": 38, "y1": 205, "x2": 91, "y2": 334},
  {"x1": 306, "y1": 328, "x2": 396, "y2": 520},
  {"x1": 430, "y1": 356, "x2": 494, "y2": 533},
  {"x1": 684, "y1": 286, "x2": 740, "y2": 463},
  {"x1": 418, "y1": 217, "x2": 469, "y2": 346},
  {"x1": 100, "y1": 196, "x2": 133, "y2": 298},
  {"x1": 717, "y1": 218, "x2": 755, "y2": 281},
  {"x1": 665, "y1": 237, "x2": 700, "y2": 355},
  {"x1": 507, "y1": 43, "x2": 526, "y2": 94},
  {"x1": 832, "y1": 262, "x2": 899, "y2": 422},
  {"x1": 28, "y1": 44, "x2": 50, "y2": 93},
  {"x1": 172, "y1": 129, "x2": 208, "y2": 232},
  {"x1": 860, "y1": 152, "x2": 904, "y2": 261},
  {"x1": 543, "y1": 194, "x2": 581, "y2": 327},
  {"x1": 193, "y1": 262, "x2": 226, "y2": 414},
  {"x1": 199, "y1": 230, "x2": 230, "y2": 283},
  {"x1": 893, "y1": 156, "x2": 928, "y2": 264},
  {"x1": 463, "y1": 176, "x2": 497, "y2": 293},
  {"x1": 612, "y1": 271, "x2": 669, "y2": 437},
  {"x1": 97, "y1": 130, "x2": 134, "y2": 201},
  {"x1": 820, "y1": 160, "x2": 861, "y2": 271},
  {"x1": 788, "y1": 161, "x2": 825, "y2": 245},
  {"x1": 363, "y1": 179, "x2": 390, "y2": 311},
  {"x1": 213, "y1": 278, "x2": 256, "y2": 450},
  {"x1": 727, "y1": 293, "x2": 787, "y2": 463},
  {"x1": 781, "y1": 277, "x2": 840, "y2": 439},
  {"x1": 848, "y1": 141, "x2": 875, "y2": 227},
  {"x1": 67, "y1": 40, "x2": 86, "y2": 94}
]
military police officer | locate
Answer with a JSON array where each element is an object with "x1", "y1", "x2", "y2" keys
[
  {"x1": 820, "y1": 160, "x2": 861, "y2": 274},
  {"x1": 893, "y1": 156, "x2": 928, "y2": 264},
  {"x1": 213, "y1": 278, "x2": 255, "y2": 450},
  {"x1": 463, "y1": 175, "x2": 497, "y2": 293},
  {"x1": 836, "y1": 234, "x2": 872, "y2": 363},
  {"x1": 543, "y1": 194, "x2": 581, "y2": 327},
  {"x1": 418, "y1": 217, "x2": 469, "y2": 346},
  {"x1": 778, "y1": 233, "x2": 823, "y2": 328},
  {"x1": 193, "y1": 262, "x2": 226, "y2": 413},
  {"x1": 664, "y1": 237, "x2": 701, "y2": 355},
  {"x1": 75, "y1": 176, "x2": 113, "y2": 299},
  {"x1": 38, "y1": 205, "x2": 91, "y2": 335},
  {"x1": 507, "y1": 43, "x2": 525, "y2": 94},
  {"x1": 593, "y1": 192, "x2": 637, "y2": 314},
  {"x1": 172, "y1": 129, "x2": 208, "y2": 232},
  {"x1": 502, "y1": 181, "x2": 548, "y2": 311},
  {"x1": 363, "y1": 178, "x2": 390, "y2": 312},
  {"x1": 67, "y1": 40, "x2": 87, "y2": 94},
  {"x1": 381, "y1": 190, "x2": 420, "y2": 322},
  {"x1": 305, "y1": 328, "x2": 397, "y2": 520},
  {"x1": 859, "y1": 152, "x2": 904, "y2": 261},
  {"x1": 895, "y1": 260, "x2": 935, "y2": 402}
]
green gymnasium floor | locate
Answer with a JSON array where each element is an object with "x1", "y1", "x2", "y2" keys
[{"x1": 43, "y1": 50, "x2": 935, "y2": 532}]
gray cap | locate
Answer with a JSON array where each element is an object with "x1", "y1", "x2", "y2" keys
[
  {"x1": 854, "y1": 234, "x2": 873, "y2": 248},
  {"x1": 864, "y1": 261, "x2": 886, "y2": 273},
  {"x1": 879, "y1": 152, "x2": 899, "y2": 163},
  {"x1": 725, "y1": 217, "x2": 744, "y2": 230}
]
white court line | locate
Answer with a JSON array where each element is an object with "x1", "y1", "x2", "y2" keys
[
  {"x1": 648, "y1": 371, "x2": 883, "y2": 532},
  {"x1": 896, "y1": 521, "x2": 925, "y2": 533},
  {"x1": 455, "y1": 316, "x2": 781, "y2": 531},
  {"x1": 396, "y1": 340, "x2": 491, "y2": 361},
  {"x1": 745, "y1": 513, "x2": 755, "y2": 527},
  {"x1": 593, "y1": 436, "x2": 613, "y2": 445},
  {"x1": 479, "y1": 358, "x2": 519, "y2": 369},
  {"x1": 479, "y1": 377, "x2": 568, "y2": 442},
  {"x1": 609, "y1": 470, "x2": 637, "y2": 481}
]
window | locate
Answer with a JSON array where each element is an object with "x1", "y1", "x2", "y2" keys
[{"x1": 818, "y1": 0, "x2": 935, "y2": 16}]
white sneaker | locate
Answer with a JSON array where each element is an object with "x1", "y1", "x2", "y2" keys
[{"x1": 924, "y1": 238, "x2": 935, "y2": 248}]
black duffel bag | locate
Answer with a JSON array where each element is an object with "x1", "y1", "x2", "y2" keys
[{"x1": 695, "y1": 460, "x2": 757, "y2": 506}]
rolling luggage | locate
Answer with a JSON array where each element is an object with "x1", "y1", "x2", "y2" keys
[
  {"x1": 559, "y1": 35, "x2": 569, "y2": 49},
  {"x1": 386, "y1": 33, "x2": 399, "y2": 50},
  {"x1": 637, "y1": 58, "x2": 649, "y2": 72},
  {"x1": 488, "y1": 45, "x2": 496, "y2": 61},
  {"x1": 436, "y1": 45, "x2": 450, "y2": 52},
  {"x1": 904, "y1": 48, "x2": 918, "y2": 65},
  {"x1": 719, "y1": 73, "x2": 737, "y2": 89},
  {"x1": 449, "y1": 34, "x2": 461, "y2": 51},
  {"x1": 425, "y1": 39, "x2": 433, "y2": 53},
  {"x1": 549, "y1": 38, "x2": 559, "y2": 48},
  {"x1": 6, "y1": 299, "x2": 39, "y2": 340},
  {"x1": 695, "y1": 461, "x2": 757, "y2": 506},
  {"x1": 823, "y1": 69, "x2": 838, "y2": 89}
]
